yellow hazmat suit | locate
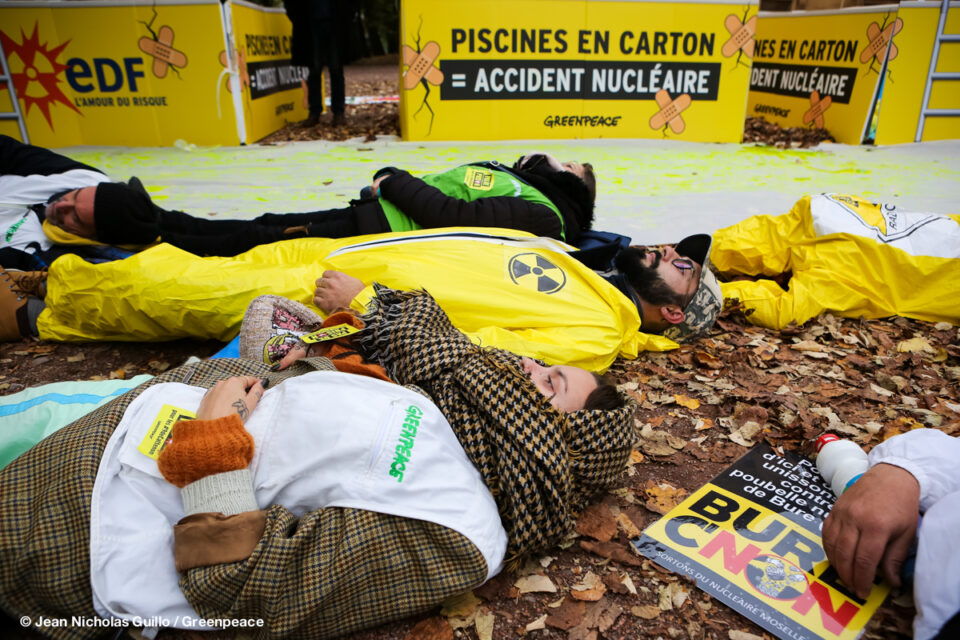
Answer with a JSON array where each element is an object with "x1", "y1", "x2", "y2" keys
[
  {"x1": 38, "y1": 228, "x2": 677, "y2": 371},
  {"x1": 713, "y1": 194, "x2": 960, "y2": 329}
]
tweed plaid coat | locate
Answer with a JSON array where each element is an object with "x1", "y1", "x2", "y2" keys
[{"x1": 0, "y1": 357, "x2": 487, "y2": 639}]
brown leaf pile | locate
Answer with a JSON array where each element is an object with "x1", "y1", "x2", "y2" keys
[{"x1": 742, "y1": 116, "x2": 836, "y2": 148}]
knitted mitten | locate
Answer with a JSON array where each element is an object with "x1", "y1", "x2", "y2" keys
[{"x1": 157, "y1": 414, "x2": 258, "y2": 516}]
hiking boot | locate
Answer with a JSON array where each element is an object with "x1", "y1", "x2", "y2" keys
[{"x1": 0, "y1": 267, "x2": 45, "y2": 341}]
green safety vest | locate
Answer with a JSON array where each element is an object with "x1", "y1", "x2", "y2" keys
[{"x1": 379, "y1": 163, "x2": 566, "y2": 240}]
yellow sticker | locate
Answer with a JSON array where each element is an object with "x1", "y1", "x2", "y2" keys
[
  {"x1": 300, "y1": 323, "x2": 360, "y2": 344},
  {"x1": 138, "y1": 404, "x2": 196, "y2": 459},
  {"x1": 463, "y1": 167, "x2": 495, "y2": 191}
]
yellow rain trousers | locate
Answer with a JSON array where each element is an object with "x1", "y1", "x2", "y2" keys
[
  {"x1": 38, "y1": 228, "x2": 677, "y2": 371},
  {"x1": 713, "y1": 194, "x2": 960, "y2": 329}
]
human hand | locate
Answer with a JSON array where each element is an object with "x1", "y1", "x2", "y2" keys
[
  {"x1": 275, "y1": 343, "x2": 310, "y2": 371},
  {"x1": 313, "y1": 270, "x2": 365, "y2": 314},
  {"x1": 196, "y1": 376, "x2": 265, "y2": 423},
  {"x1": 821, "y1": 463, "x2": 920, "y2": 598},
  {"x1": 370, "y1": 175, "x2": 388, "y2": 194}
]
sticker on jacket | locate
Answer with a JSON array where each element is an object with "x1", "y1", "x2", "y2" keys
[
  {"x1": 138, "y1": 404, "x2": 195, "y2": 459},
  {"x1": 464, "y1": 167, "x2": 495, "y2": 191},
  {"x1": 301, "y1": 323, "x2": 360, "y2": 344}
]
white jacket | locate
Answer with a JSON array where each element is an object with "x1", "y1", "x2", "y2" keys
[
  {"x1": 89, "y1": 372, "x2": 507, "y2": 628},
  {"x1": 868, "y1": 428, "x2": 960, "y2": 639}
]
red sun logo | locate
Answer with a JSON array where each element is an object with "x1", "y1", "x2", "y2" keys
[{"x1": 1, "y1": 23, "x2": 81, "y2": 129}]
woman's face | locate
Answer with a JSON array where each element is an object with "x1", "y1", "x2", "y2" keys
[{"x1": 520, "y1": 357, "x2": 598, "y2": 412}]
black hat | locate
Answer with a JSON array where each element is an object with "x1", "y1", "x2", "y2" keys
[
  {"x1": 662, "y1": 234, "x2": 722, "y2": 342},
  {"x1": 93, "y1": 178, "x2": 160, "y2": 245}
]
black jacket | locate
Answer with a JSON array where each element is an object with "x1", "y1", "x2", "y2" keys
[{"x1": 377, "y1": 158, "x2": 594, "y2": 244}]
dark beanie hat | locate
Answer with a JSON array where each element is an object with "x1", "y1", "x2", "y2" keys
[{"x1": 93, "y1": 179, "x2": 160, "y2": 245}]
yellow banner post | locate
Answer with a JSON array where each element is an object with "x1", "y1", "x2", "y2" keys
[
  {"x1": 747, "y1": 5, "x2": 899, "y2": 145},
  {"x1": 398, "y1": 0, "x2": 759, "y2": 142},
  {"x1": 874, "y1": 0, "x2": 960, "y2": 144},
  {"x1": 229, "y1": 0, "x2": 309, "y2": 143},
  {"x1": 0, "y1": 0, "x2": 303, "y2": 146}
]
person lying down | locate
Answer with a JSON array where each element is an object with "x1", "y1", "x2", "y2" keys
[{"x1": 0, "y1": 286, "x2": 636, "y2": 639}]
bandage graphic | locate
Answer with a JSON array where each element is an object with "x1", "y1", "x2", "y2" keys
[
  {"x1": 860, "y1": 18, "x2": 903, "y2": 64},
  {"x1": 402, "y1": 41, "x2": 444, "y2": 90},
  {"x1": 722, "y1": 14, "x2": 758, "y2": 58},
  {"x1": 649, "y1": 89, "x2": 691, "y2": 134},
  {"x1": 803, "y1": 91, "x2": 832, "y2": 128},
  {"x1": 138, "y1": 25, "x2": 188, "y2": 79},
  {"x1": 218, "y1": 47, "x2": 249, "y2": 93}
]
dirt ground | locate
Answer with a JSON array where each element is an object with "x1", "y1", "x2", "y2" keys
[{"x1": 3, "y1": 60, "x2": 952, "y2": 640}]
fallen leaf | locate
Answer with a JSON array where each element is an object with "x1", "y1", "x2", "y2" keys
[
  {"x1": 694, "y1": 350, "x2": 724, "y2": 369},
  {"x1": 644, "y1": 480, "x2": 689, "y2": 515},
  {"x1": 575, "y1": 502, "x2": 618, "y2": 542},
  {"x1": 729, "y1": 631, "x2": 765, "y2": 640},
  {"x1": 621, "y1": 573, "x2": 638, "y2": 594},
  {"x1": 694, "y1": 418, "x2": 714, "y2": 431},
  {"x1": 579, "y1": 540, "x2": 643, "y2": 566},
  {"x1": 545, "y1": 597, "x2": 586, "y2": 630},
  {"x1": 791, "y1": 340, "x2": 825, "y2": 352},
  {"x1": 897, "y1": 337, "x2": 935, "y2": 354},
  {"x1": 570, "y1": 571, "x2": 607, "y2": 601},
  {"x1": 525, "y1": 614, "x2": 547, "y2": 631},
  {"x1": 538, "y1": 555, "x2": 556, "y2": 568},
  {"x1": 440, "y1": 591, "x2": 480, "y2": 618},
  {"x1": 732, "y1": 403, "x2": 768, "y2": 428},
  {"x1": 674, "y1": 394, "x2": 701, "y2": 410},
  {"x1": 147, "y1": 359, "x2": 170, "y2": 372},
  {"x1": 616, "y1": 512, "x2": 643, "y2": 538},
  {"x1": 404, "y1": 617, "x2": 453, "y2": 640},
  {"x1": 729, "y1": 421, "x2": 763, "y2": 447},
  {"x1": 629, "y1": 449, "x2": 645, "y2": 464},
  {"x1": 658, "y1": 581, "x2": 689, "y2": 610},
  {"x1": 66, "y1": 353, "x2": 85, "y2": 362},
  {"x1": 514, "y1": 574, "x2": 557, "y2": 594},
  {"x1": 869, "y1": 382, "x2": 894, "y2": 398},
  {"x1": 474, "y1": 610, "x2": 494, "y2": 640},
  {"x1": 641, "y1": 440, "x2": 680, "y2": 457},
  {"x1": 631, "y1": 604, "x2": 661, "y2": 619},
  {"x1": 109, "y1": 369, "x2": 126, "y2": 380}
]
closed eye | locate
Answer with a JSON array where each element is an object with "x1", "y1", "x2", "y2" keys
[{"x1": 672, "y1": 258, "x2": 695, "y2": 275}]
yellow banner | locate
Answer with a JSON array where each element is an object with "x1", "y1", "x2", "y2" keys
[
  {"x1": 875, "y1": 1, "x2": 960, "y2": 144},
  {"x1": 636, "y1": 444, "x2": 889, "y2": 640},
  {"x1": 0, "y1": 0, "x2": 300, "y2": 146},
  {"x1": 747, "y1": 6, "x2": 898, "y2": 144},
  {"x1": 398, "y1": 0, "x2": 758, "y2": 142},
  {"x1": 229, "y1": 0, "x2": 308, "y2": 143}
]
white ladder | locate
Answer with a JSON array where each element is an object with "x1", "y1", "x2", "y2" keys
[
  {"x1": 0, "y1": 38, "x2": 28, "y2": 143},
  {"x1": 916, "y1": 0, "x2": 960, "y2": 141}
]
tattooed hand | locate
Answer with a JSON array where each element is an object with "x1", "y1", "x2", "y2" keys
[{"x1": 196, "y1": 376, "x2": 265, "y2": 423}]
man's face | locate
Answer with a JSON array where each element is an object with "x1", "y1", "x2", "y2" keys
[
  {"x1": 561, "y1": 161, "x2": 586, "y2": 179},
  {"x1": 642, "y1": 244, "x2": 701, "y2": 305},
  {"x1": 45, "y1": 187, "x2": 97, "y2": 238}
]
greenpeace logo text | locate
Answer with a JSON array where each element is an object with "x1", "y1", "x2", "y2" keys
[{"x1": 389, "y1": 405, "x2": 422, "y2": 482}]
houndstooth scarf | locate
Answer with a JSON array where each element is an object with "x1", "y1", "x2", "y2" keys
[{"x1": 359, "y1": 285, "x2": 636, "y2": 562}]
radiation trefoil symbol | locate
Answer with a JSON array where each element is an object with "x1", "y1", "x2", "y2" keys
[
  {"x1": 0, "y1": 23, "x2": 81, "y2": 129},
  {"x1": 508, "y1": 253, "x2": 567, "y2": 294}
]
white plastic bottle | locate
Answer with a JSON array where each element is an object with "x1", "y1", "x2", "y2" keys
[{"x1": 815, "y1": 434, "x2": 869, "y2": 497}]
